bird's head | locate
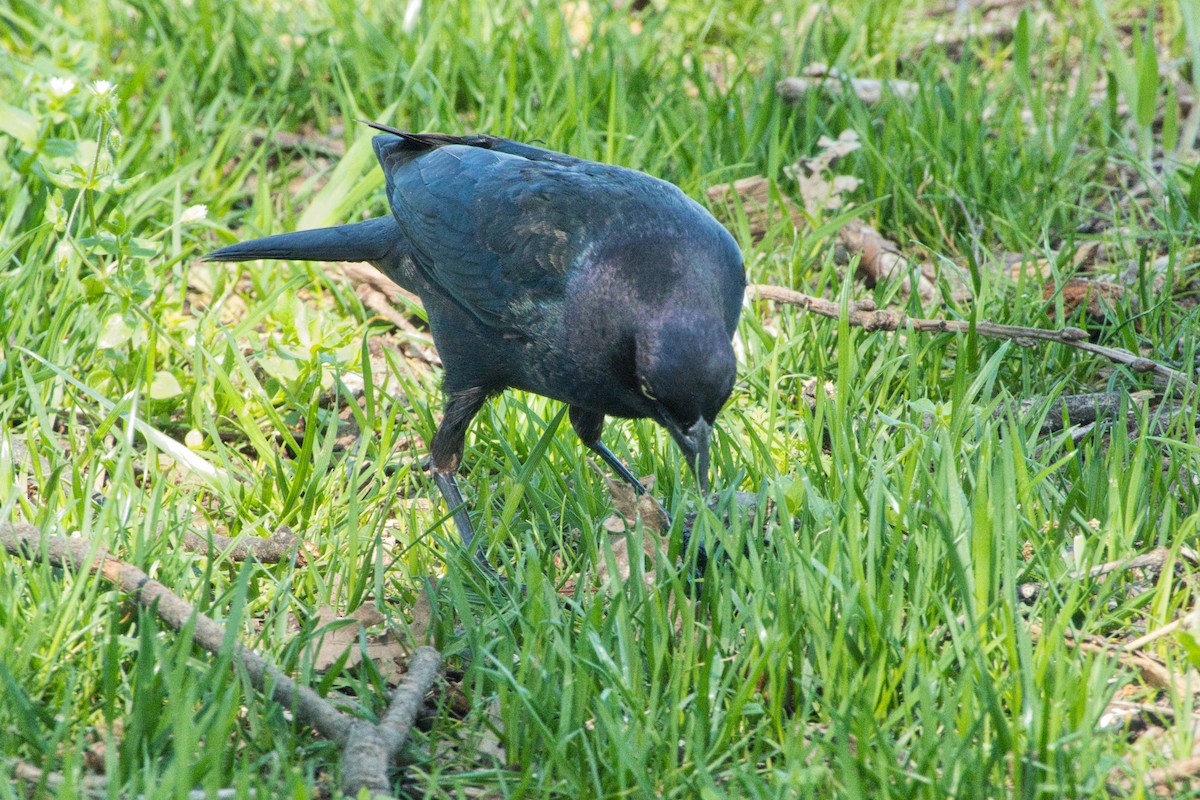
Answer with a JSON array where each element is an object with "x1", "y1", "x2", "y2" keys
[{"x1": 635, "y1": 317, "x2": 736, "y2": 493}]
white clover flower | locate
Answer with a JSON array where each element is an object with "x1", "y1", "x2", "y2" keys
[
  {"x1": 179, "y1": 204, "x2": 208, "y2": 224},
  {"x1": 89, "y1": 80, "x2": 116, "y2": 98},
  {"x1": 49, "y1": 77, "x2": 77, "y2": 98}
]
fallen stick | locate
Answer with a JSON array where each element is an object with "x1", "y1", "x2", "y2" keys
[
  {"x1": 249, "y1": 126, "x2": 346, "y2": 157},
  {"x1": 1027, "y1": 621, "x2": 1196, "y2": 698},
  {"x1": 777, "y1": 65, "x2": 919, "y2": 105},
  {"x1": 1123, "y1": 615, "x2": 1192, "y2": 653},
  {"x1": 1110, "y1": 754, "x2": 1200, "y2": 796},
  {"x1": 1, "y1": 523, "x2": 443, "y2": 799},
  {"x1": 0, "y1": 523, "x2": 352, "y2": 743},
  {"x1": 1016, "y1": 546, "x2": 1185, "y2": 603},
  {"x1": 11, "y1": 759, "x2": 108, "y2": 798},
  {"x1": 338, "y1": 262, "x2": 441, "y2": 367},
  {"x1": 999, "y1": 392, "x2": 1145, "y2": 435},
  {"x1": 181, "y1": 525, "x2": 305, "y2": 564},
  {"x1": 342, "y1": 647, "x2": 443, "y2": 797},
  {"x1": 750, "y1": 284, "x2": 1196, "y2": 392}
]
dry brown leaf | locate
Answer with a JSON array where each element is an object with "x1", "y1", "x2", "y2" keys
[
  {"x1": 836, "y1": 219, "x2": 939, "y2": 301},
  {"x1": 601, "y1": 471, "x2": 667, "y2": 533},
  {"x1": 593, "y1": 529, "x2": 664, "y2": 590},
  {"x1": 704, "y1": 131, "x2": 861, "y2": 238},
  {"x1": 404, "y1": 580, "x2": 436, "y2": 647},
  {"x1": 309, "y1": 603, "x2": 410, "y2": 685},
  {"x1": 800, "y1": 377, "x2": 837, "y2": 410},
  {"x1": 580, "y1": 464, "x2": 670, "y2": 590},
  {"x1": 784, "y1": 130, "x2": 863, "y2": 217},
  {"x1": 705, "y1": 175, "x2": 805, "y2": 241},
  {"x1": 1071, "y1": 240, "x2": 1110, "y2": 272},
  {"x1": 1045, "y1": 278, "x2": 1130, "y2": 323},
  {"x1": 1005, "y1": 254, "x2": 1055, "y2": 282}
]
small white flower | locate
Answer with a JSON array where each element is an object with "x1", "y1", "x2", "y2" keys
[
  {"x1": 89, "y1": 80, "x2": 116, "y2": 98},
  {"x1": 179, "y1": 204, "x2": 208, "y2": 224},
  {"x1": 54, "y1": 241, "x2": 72, "y2": 268},
  {"x1": 49, "y1": 77, "x2": 77, "y2": 98}
]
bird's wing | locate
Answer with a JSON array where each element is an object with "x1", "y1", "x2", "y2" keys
[{"x1": 373, "y1": 133, "x2": 605, "y2": 329}]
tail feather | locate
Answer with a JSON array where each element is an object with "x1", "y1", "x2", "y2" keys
[
  {"x1": 364, "y1": 120, "x2": 580, "y2": 170},
  {"x1": 204, "y1": 216, "x2": 399, "y2": 264}
]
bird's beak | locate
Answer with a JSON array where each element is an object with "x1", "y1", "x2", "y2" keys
[{"x1": 666, "y1": 418, "x2": 712, "y2": 494}]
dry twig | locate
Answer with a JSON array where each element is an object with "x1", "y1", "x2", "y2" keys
[
  {"x1": 11, "y1": 759, "x2": 107, "y2": 798},
  {"x1": 1, "y1": 523, "x2": 444, "y2": 799},
  {"x1": 181, "y1": 525, "x2": 305, "y2": 564},
  {"x1": 1028, "y1": 621, "x2": 1197, "y2": 698},
  {"x1": 777, "y1": 64, "x2": 919, "y2": 105},
  {"x1": 1, "y1": 523, "x2": 352, "y2": 742},
  {"x1": 1016, "y1": 546, "x2": 1189, "y2": 603},
  {"x1": 342, "y1": 647, "x2": 443, "y2": 797},
  {"x1": 338, "y1": 262, "x2": 441, "y2": 367},
  {"x1": 1000, "y1": 391, "x2": 1152, "y2": 435},
  {"x1": 751, "y1": 283, "x2": 1196, "y2": 392},
  {"x1": 249, "y1": 126, "x2": 346, "y2": 157}
]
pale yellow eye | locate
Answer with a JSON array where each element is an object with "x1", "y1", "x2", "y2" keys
[{"x1": 640, "y1": 380, "x2": 656, "y2": 400}]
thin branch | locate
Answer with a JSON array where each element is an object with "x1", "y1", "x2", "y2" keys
[
  {"x1": 1016, "y1": 546, "x2": 1198, "y2": 603},
  {"x1": 181, "y1": 525, "x2": 306, "y2": 564},
  {"x1": 751, "y1": 284, "x2": 1196, "y2": 392},
  {"x1": 1123, "y1": 615, "x2": 1192, "y2": 653},
  {"x1": 999, "y1": 392, "x2": 1143, "y2": 435},
  {"x1": 1027, "y1": 621, "x2": 1197, "y2": 698},
  {"x1": 11, "y1": 759, "x2": 107, "y2": 798},
  {"x1": 0, "y1": 523, "x2": 351, "y2": 743},
  {"x1": 1110, "y1": 754, "x2": 1200, "y2": 796},
  {"x1": 3, "y1": 523, "x2": 447, "y2": 798},
  {"x1": 341, "y1": 647, "x2": 443, "y2": 798}
]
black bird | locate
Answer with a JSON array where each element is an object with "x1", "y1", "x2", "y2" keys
[{"x1": 206, "y1": 123, "x2": 745, "y2": 553}]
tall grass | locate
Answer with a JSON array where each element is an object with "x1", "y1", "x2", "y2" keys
[{"x1": 2, "y1": 0, "x2": 1198, "y2": 797}]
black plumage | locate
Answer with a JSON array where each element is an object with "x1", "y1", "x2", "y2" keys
[{"x1": 206, "y1": 123, "x2": 745, "y2": 553}]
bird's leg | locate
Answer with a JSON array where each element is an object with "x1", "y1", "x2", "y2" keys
[
  {"x1": 570, "y1": 406, "x2": 710, "y2": 584},
  {"x1": 588, "y1": 439, "x2": 649, "y2": 496},
  {"x1": 569, "y1": 406, "x2": 670, "y2": 520},
  {"x1": 431, "y1": 470, "x2": 476, "y2": 546},
  {"x1": 430, "y1": 387, "x2": 491, "y2": 556}
]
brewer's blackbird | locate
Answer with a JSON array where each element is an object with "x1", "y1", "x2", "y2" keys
[{"x1": 206, "y1": 122, "x2": 745, "y2": 553}]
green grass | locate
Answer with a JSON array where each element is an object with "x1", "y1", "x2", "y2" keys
[{"x1": 3, "y1": 0, "x2": 1200, "y2": 797}]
